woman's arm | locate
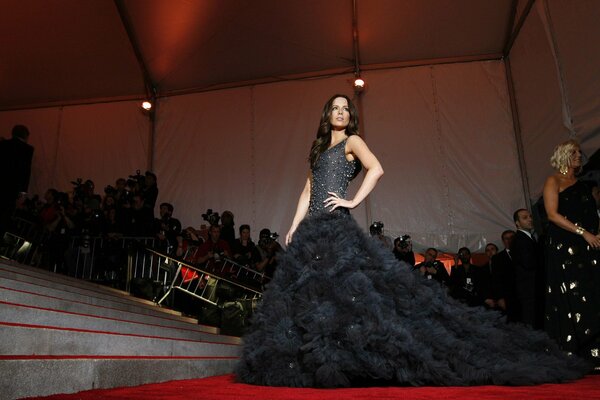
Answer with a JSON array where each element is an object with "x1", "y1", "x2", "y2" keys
[
  {"x1": 286, "y1": 175, "x2": 311, "y2": 245},
  {"x1": 543, "y1": 176, "x2": 600, "y2": 248},
  {"x1": 324, "y1": 135, "x2": 384, "y2": 211}
]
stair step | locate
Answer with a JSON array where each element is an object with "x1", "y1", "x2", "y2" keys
[
  {"x1": 0, "y1": 262, "x2": 186, "y2": 319},
  {"x1": 0, "y1": 279, "x2": 222, "y2": 335},
  {"x1": 0, "y1": 323, "x2": 240, "y2": 357},
  {"x1": 0, "y1": 301, "x2": 240, "y2": 343},
  {"x1": 0, "y1": 357, "x2": 237, "y2": 400}
]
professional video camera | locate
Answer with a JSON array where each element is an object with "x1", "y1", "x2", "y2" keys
[
  {"x1": 202, "y1": 209, "x2": 221, "y2": 226},
  {"x1": 126, "y1": 169, "x2": 145, "y2": 189},
  {"x1": 70, "y1": 178, "x2": 85, "y2": 199},
  {"x1": 258, "y1": 229, "x2": 279, "y2": 247},
  {"x1": 396, "y1": 234, "x2": 412, "y2": 249},
  {"x1": 369, "y1": 221, "x2": 384, "y2": 236}
]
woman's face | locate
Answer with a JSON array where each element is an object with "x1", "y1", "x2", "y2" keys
[
  {"x1": 329, "y1": 97, "x2": 350, "y2": 130},
  {"x1": 570, "y1": 147, "x2": 582, "y2": 168}
]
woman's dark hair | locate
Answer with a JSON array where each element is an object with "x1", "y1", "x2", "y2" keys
[{"x1": 309, "y1": 94, "x2": 360, "y2": 169}]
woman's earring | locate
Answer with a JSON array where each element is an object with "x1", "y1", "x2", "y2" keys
[{"x1": 559, "y1": 165, "x2": 568, "y2": 175}]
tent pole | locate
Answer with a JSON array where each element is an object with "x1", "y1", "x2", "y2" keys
[
  {"x1": 503, "y1": 0, "x2": 536, "y2": 56},
  {"x1": 114, "y1": 0, "x2": 157, "y2": 172},
  {"x1": 504, "y1": 57, "x2": 532, "y2": 209},
  {"x1": 351, "y1": 0, "x2": 371, "y2": 226}
]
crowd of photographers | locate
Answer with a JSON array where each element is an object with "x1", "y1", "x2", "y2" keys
[
  {"x1": 7, "y1": 170, "x2": 282, "y2": 283},
  {"x1": 372, "y1": 221, "x2": 503, "y2": 308}
]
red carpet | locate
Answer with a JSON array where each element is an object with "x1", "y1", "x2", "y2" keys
[{"x1": 27, "y1": 374, "x2": 600, "y2": 400}]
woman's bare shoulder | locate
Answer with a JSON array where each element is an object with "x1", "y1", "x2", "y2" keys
[
  {"x1": 543, "y1": 173, "x2": 565, "y2": 193},
  {"x1": 346, "y1": 134, "x2": 365, "y2": 145},
  {"x1": 346, "y1": 134, "x2": 367, "y2": 151}
]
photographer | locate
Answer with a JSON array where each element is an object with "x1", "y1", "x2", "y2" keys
[
  {"x1": 102, "y1": 207, "x2": 123, "y2": 237},
  {"x1": 121, "y1": 194, "x2": 154, "y2": 237},
  {"x1": 414, "y1": 247, "x2": 449, "y2": 286},
  {"x1": 256, "y1": 228, "x2": 282, "y2": 279},
  {"x1": 393, "y1": 235, "x2": 415, "y2": 266},
  {"x1": 193, "y1": 224, "x2": 231, "y2": 265},
  {"x1": 112, "y1": 178, "x2": 129, "y2": 209},
  {"x1": 449, "y1": 247, "x2": 492, "y2": 308},
  {"x1": 45, "y1": 194, "x2": 76, "y2": 233},
  {"x1": 369, "y1": 221, "x2": 393, "y2": 250},
  {"x1": 141, "y1": 171, "x2": 159, "y2": 213},
  {"x1": 232, "y1": 224, "x2": 261, "y2": 269},
  {"x1": 79, "y1": 200, "x2": 104, "y2": 236},
  {"x1": 43, "y1": 191, "x2": 76, "y2": 274},
  {"x1": 39, "y1": 189, "x2": 61, "y2": 228},
  {"x1": 153, "y1": 202, "x2": 181, "y2": 253},
  {"x1": 175, "y1": 226, "x2": 204, "y2": 260}
]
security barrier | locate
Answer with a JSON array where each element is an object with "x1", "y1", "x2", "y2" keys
[{"x1": 153, "y1": 249, "x2": 265, "y2": 307}]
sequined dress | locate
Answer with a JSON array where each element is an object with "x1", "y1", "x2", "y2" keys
[
  {"x1": 545, "y1": 180, "x2": 600, "y2": 369},
  {"x1": 308, "y1": 138, "x2": 359, "y2": 215},
  {"x1": 235, "y1": 139, "x2": 589, "y2": 387}
]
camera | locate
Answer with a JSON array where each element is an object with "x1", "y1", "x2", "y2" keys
[
  {"x1": 126, "y1": 170, "x2": 145, "y2": 189},
  {"x1": 396, "y1": 235, "x2": 411, "y2": 249},
  {"x1": 202, "y1": 209, "x2": 221, "y2": 226},
  {"x1": 369, "y1": 221, "x2": 384, "y2": 236},
  {"x1": 258, "y1": 229, "x2": 279, "y2": 248},
  {"x1": 463, "y1": 277, "x2": 474, "y2": 293},
  {"x1": 71, "y1": 178, "x2": 85, "y2": 199}
]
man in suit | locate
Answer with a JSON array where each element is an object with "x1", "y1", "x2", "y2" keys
[
  {"x1": 414, "y1": 247, "x2": 450, "y2": 286},
  {"x1": 0, "y1": 125, "x2": 34, "y2": 237},
  {"x1": 449, "y1": 247, "x2": 492, "y2": 308},
  {"x1": 490, "y1": 230, "x2": 517, "y2": 320},
  {"x1": 511, "y1": 208, "x2": 544, "y2": 329}
]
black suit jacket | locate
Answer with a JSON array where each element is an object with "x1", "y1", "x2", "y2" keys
[
  {"x1": 510, "y1": 230, "x2": 544, "y2": 328},
  {"x1": 0, "y1": 137, "x2": 34, "y2": 197},
  {"x1": 449, "y1": 264, "x2": 491, "y2": 307},
  {"x1": 511, "y1": 230, "x2": 542, "y2": 272},
  {"x1": 490, "y1": 249, "x2": 515, "y2": 300}
]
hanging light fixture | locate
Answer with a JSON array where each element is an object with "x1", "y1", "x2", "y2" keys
[
  {"x1": 354, "y1": 77, "x2": 365, "y2": 90},
  {"x1": 141, "y1": 101, "x2": 153, "y2": 111}
]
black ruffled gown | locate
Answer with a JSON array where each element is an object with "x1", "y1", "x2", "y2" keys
[
  {"x1": 236, "y1": 139, "x2": 589, "y2": 387},
  {"x1": 545, "y1": 180, "x2": 600, "y2": 370}
]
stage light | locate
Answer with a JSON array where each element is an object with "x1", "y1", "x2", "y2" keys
[
  {"x1": 354, "y1": 77, "x2": 365, "y2": 91},
  {"x1": 141, "y1": 101, "x2": 153, "y2": 111}
]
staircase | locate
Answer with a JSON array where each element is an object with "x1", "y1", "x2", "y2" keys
[{"x1": 0, "y1": 259, "x2": 241, "y2": 399}]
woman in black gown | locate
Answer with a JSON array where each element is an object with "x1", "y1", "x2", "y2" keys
[
  {"x1": 543, "y1": 139, "x2": 600, "y2": 371},
  {"x1": 236, "y1": 95, "x2": 589, "y2": 387}
]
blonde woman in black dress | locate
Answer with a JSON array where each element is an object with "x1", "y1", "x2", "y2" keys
[{"x1": 543, "y1": 139, "x2": 600, "y2": 371}]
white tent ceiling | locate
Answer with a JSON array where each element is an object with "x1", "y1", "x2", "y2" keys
[{"x1": 1, "y1": 0, "x2": 525, "y2": 110}]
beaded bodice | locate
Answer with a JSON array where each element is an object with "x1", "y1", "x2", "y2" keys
[{"x1": 308, "y1": 138, "x2": 360, "y2": 215}]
